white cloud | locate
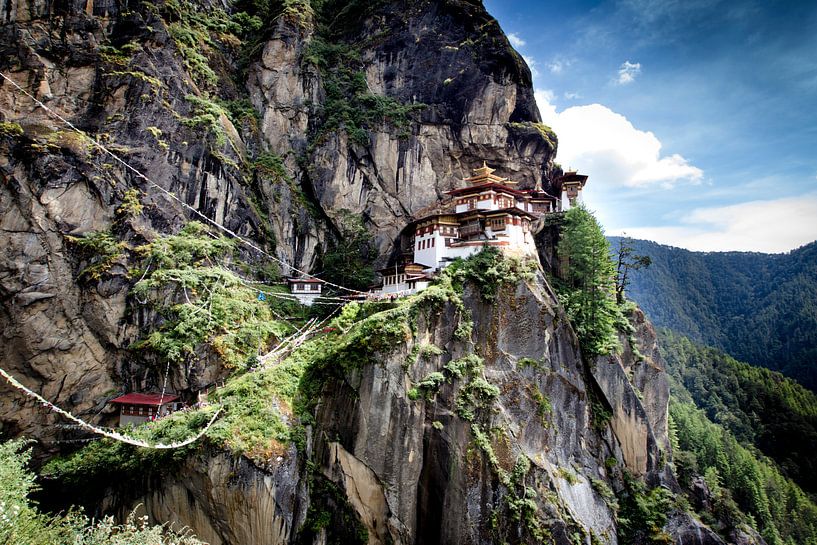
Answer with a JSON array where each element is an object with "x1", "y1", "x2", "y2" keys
[
  {"x1": 537, "y1": 89, "x2": 556, "y2": 104},
  {"x1": 616, "y1": 60, "x2": 642, "y2": 84},
  {"x1": 547, "y1": 58, "x2": 572, "y2": 74},
  {"x1": 564, "y1": 91, "x2": 582, "y2": 100},
  {"x1": 610, "y1": 194, "x2": 817, "y2": 252},
  {"x1": 523, "y1": 55, "x2": 540, "y2": 78},
  {"x1": 535, "y1": 90, "x2": 702, "y2": 188},
  {"x1": 508, "y1": 33, "x2": 526, "y2": 48}
]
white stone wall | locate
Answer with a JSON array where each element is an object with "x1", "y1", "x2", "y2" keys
[
  {"x1": 414, "y1": 230, "x2": 446, "y2": 268},
  {"x1": 293, "y1": 293, "x2": 321, "y2": 306},
  {"x1": 120, "y1": 414, "x2": 150, "y2": 427}
]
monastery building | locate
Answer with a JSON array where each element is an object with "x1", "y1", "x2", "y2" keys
[{"x1": 374, "y1": 164, "x2": 587, "y2": 296}]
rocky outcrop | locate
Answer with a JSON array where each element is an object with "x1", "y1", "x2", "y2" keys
[
  {"x1": 591, "y1": 307, "x2": 671, "y2": 482},
  {"x1": 0, "y1": 0, "x2": 558, "y2": 448},
  {"x1": 306, "y1": 272, "x2": 656, "y2": 545},
  {"x1": 249, "y1": 0, "x2": 559, "y2": 258},
  {"x1": 112, "y1": 448, "x2": 306, "y2": 545},
  {"x1": 110, "y1": 270, "x2": 679, "y2": 545}
]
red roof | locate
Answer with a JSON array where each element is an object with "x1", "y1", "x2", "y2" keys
[
  {"x1": 109, "y1": 393, "x2": 179, "y2": 406},
  {"x1": 445, "y1": 183, "x2": 528, "y2": 198}
]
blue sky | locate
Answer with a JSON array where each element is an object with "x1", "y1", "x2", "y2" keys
[{"x1": 484, "y1": 0, "x2": 817, "y2": 252}]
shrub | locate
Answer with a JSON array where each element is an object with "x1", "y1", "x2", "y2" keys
[
  {"x1": 67, "y1": 230, "x2": 124, "y2": 281},
  {"x1": 131, "y1": 222, "x2": 290, "y2": 368},
  {"x1": 441, "y1": 246, "x2": 536, "y2": 302},
  {"x1": 4, "y1": 439, "x2": 205, "y2": 544},
  {"x1": 0, "y1": 121, "x2": 23, "y2": 137}
]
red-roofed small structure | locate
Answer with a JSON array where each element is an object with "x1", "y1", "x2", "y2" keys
[{"x1": 109, "y1": 392, "x2": 180, "y2": 427}]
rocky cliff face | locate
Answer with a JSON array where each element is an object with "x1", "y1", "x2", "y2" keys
[
  {"x1": 0, "y1": 2, "x2": 744, "y2": 544},
  {"x1": 101, "y1": 269, "x2": 736, "y2": 545},
  {"x1": 0, "y1": 0, "x2": 555, "y2": 448}
]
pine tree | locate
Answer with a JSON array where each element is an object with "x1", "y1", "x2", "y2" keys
[{"x1": 556, "y1": 205, "x2": 620, "y2": 355}]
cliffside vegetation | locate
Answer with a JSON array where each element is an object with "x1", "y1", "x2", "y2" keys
[
  {"x1": 130, "y1": 222, "x2": 293, "y2": 369},
  {"x1": 44, "y1": 248, "x2": 530, "y2": 472},
  {"x1": 555, "y1": 205, "x2": 631, "y2": 356},
  {"x1": 0, "y1": 440, "x2": 204, "y2": 545},
  {"x1": 614, "y1": 237, "x2": 817, "y2": 390}
]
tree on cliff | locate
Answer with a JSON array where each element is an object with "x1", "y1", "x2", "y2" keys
[
  {"x1": 557, "y1": 205, "x2": 620, "y2": 355},
  {"x1": 614, "y1": 236, "x2": 652, "y2": 304}
]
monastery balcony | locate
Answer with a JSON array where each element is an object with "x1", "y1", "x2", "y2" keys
[{"x1": 459, "y1": 224, "x2": 483, "y2": 237}]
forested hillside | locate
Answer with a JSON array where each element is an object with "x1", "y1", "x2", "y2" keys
[
  {"x1": 611, "y1": 237, "x2": 817, "y2": 390},
  {"x1": 659, "y1": 329, "x2": 817, "y2": 493},
  {"x1": 659, "y1": 330, "x2": 817, "y2": 544}
]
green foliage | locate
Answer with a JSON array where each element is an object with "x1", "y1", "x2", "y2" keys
[
  {"x1": 671, "y1": 400, "x2": 817, "y2": 544},
  {"x1": 660, "y1": 329, "x2": 817, "y2": 493},
  {"x1": 507, "y1": 121, "x2": 557, "y2": 149},
  {"x1": 419, "y1": 343, "x2": 444, "y2": 359},
  {"x1": 590, "y1": 478, "x2": 619, "y2": 512},
  {"x1": 230, "y1": 11, "x2": 263, "y2": 34},
  {"x1": 441, "y1": 246, "x2": 537, "y2": 302},
  {"x1": 556, "y1": 205, "x2": 621, "y2": 356},
  {"x1": 617, "y1": 473, "x2": 674, "y2": 544},
  {"x1": 45, "y1": 347, "x2": 308, "y2": 473},
  {"x1": 181, "y1": 94, "x2": 230, "y2": 148},
  {"x1": 294, "y1": 303, "x2": 413, "y2": 421},
  {"x1": 106, "y1": 70, "x2": 164, "y2": 89},
  {"x1": 531, "y1": 388, "x2": 552, "y2": 423},
  {"x1": 67, "y1": 230, "x2": 124, "y2": 281},
  {"x1": 453, "y1": 312, "x2": 474, "y2": 341},
  {"x1": 3, "y1": 440, "x2": 204, "y2": 545},
  {"x1": 321, "y1": 209, "x2": 376, "y2": 291},
  {"x1": 556, "y1": 467, "x2": 579, "y2": 485},
  {"x1": 253, "y1": 151, "x2": 289, "y2": 180},
  {"x1": 205, "y1": 364, "x2": 300, "y2": 459},
  {"x1": 443, "y1": 354, "x2": 483, "y2": 379},
  {"x1": 161, "y1": 0, "x2": 240, "y2": 88},
  {"x1": 0, "y1": 121, "x2": 23, "y2": 137},
  {"x1": 132, "y1": 222, "x2": 290, "y2": 368},
  {"x1": 517, "y1": 357, "x2": 545, "y2": 371},
  {"x1": 98, "y1": 42, "x2": 140, "y2": 66},
  {"x1": 613, "y1": 237, "x2": 817, "y2": 391},
  {"x1": 414, "y1": 371, "x2": 447, "y2": 399},
  {"x1": 613, "y1": 236, "x2": 652, "y2": 304},
  {"x1": 455, "y1": 376, "x2": 499, "y2": 421},
  {"x1": 116, "y1": 188, "x2": 144, "y2": 220},
  {"x1": 216, "y1": 98, "x2": 259, "y2": 125},
  {"x1": 472, "y1": 428, "x2": 549, "y2": 541},
  {"x1": 304, "y1": 37, "x2": 424, "y2": 146}
]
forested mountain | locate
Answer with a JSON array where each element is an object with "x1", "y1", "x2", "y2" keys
[
  {"x1": 659, "y1": 329, "x2": 817, "y2": 493},
  {"x1": 611, "y1": 237, "x2": 817, "y2": 390}
]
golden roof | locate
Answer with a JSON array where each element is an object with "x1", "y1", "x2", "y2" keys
[{"x1": 463, "y1": 161, "x2": 518, "y2": 185}]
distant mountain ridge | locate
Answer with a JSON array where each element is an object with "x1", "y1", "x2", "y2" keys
[{"x1": 609, "y1": 237, "x2": 817, "y2": 390}]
